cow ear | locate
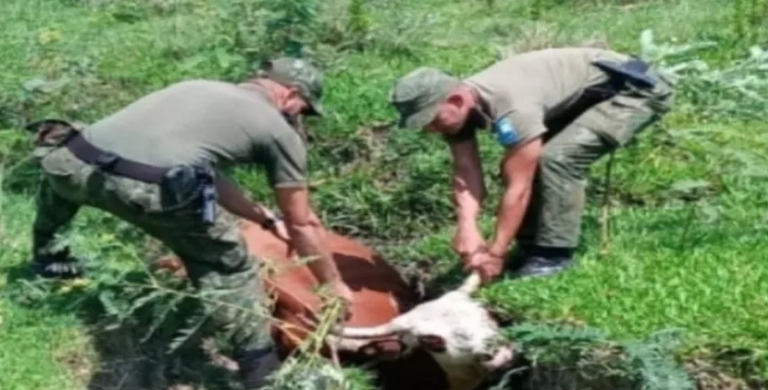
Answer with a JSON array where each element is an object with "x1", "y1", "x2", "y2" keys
[{"x1": 417, "y1": 334, "x2": 446, "y2": 353}]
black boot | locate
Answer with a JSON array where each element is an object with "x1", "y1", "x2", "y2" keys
[
  {"x1": 233, "y1": 344, "x2": 282, "y2": 389},
  {"x1": 503, "y1": 244, "x2": 532, "y2": 273},
  {"x1": 514, "y1": 246, "x2": 574, "y2": 279},
  {"x1": 30, "y1": 247, "x2": 83, "y2": 279}
]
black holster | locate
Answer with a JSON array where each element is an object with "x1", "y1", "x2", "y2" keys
[{"x1": 160, "y1": 162, "x2": 218, "y2": 225}]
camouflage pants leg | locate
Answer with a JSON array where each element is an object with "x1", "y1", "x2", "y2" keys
[
  {"x1": 99, "y1": 186, "x2": 275, "y2": 356},
  {"x1": 516, "y1": 71, "x2": 676, "y2": 249},
  {"x1": 153, "y1": 211, "x2": 275, "y2": 355},
  {"x1": 514, "y1": 125, "x2": 614, "y2": 248},
  {"x1": 32, "y1": 175, "x2": 82, "y2": 257},
  {"x1": 38, "y1": 147, "x2": 274, "y2": 355}
]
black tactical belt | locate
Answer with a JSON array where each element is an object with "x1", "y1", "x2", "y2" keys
[{"x1": 64, "y1": 134, "x2": 170, "y2": 184}]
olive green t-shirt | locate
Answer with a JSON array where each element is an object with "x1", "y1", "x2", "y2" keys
[
  {"x1": 446, "y1": 47, "x2": 631, "y2": 147},
  {"x1": 82, "y1": 79, "x2": 307, "y2": 188}
]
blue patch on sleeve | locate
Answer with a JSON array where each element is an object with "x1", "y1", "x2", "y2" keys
[{"x1": 492, "y1": 117, "x2": 519, "y2": 147}]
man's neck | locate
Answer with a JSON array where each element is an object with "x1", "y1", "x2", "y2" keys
[
  {"x1": 238, "y1": 78, "x2": 284, "y2": 108},
  {"x1": 466, "y1": 86, "x2": 493, "y2": 128},
  {"x1": 240, "y1": 79, "x2": 309, "y2": 143}
]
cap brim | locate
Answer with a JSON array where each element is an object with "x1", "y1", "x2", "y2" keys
[
  {"x1": 305, "y1": 97, "x2": 324, "y2": 117},
  {"x1": 399, "y1": 103, "x2": 439, "y2": 130}
]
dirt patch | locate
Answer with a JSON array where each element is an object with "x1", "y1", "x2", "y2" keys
[{"x1": 55, "y1": 343, "x2": 95, "y2": 387}]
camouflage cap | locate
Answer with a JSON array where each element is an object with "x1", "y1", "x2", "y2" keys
[
  {"x1": 390, "y1": 67, "x2": 462, "y2": 130},
  {"x1": 259, "y1": 57, "x2": 325, "y2": 116}
]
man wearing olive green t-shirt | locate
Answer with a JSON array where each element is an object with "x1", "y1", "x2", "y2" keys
[
  {"x1": 389, "y1": 47, "x2": 676, "y2": 283},
  {"x1": 26, "y1": 57, "x2": 350, "y2": 389}
]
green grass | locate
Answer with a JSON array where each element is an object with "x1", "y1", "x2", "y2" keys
[{"x1": 2, "y1": 0, "x2": 768, "y2": 388}]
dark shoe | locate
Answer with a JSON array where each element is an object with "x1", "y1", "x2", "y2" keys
[
  {"x1": 30, "y1": 248, "x2": 83, "y2": 279},
  {"x1": 503, "y1": 245, "x2": 531, "y2": 273},
  {"x1": 233, "y1": 345, "x2": 282, "y2": 389},
  {"x1": 513, "y1": 255, "x2": 573, "y2": 279}
]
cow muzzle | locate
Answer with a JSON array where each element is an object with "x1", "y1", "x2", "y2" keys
[{"x1": 479, "y1": 343, "x2": 516, "y2": 370}]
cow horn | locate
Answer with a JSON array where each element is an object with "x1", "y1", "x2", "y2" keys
[
  {"x1": 330, "y1": 319, "x2": 405, "y2": 339},
  {"x1": 457, "y1": 271, "x2": 482, "y2": 294},
  {"x1": 294, "y1": 314, "x2": 402, "y2": 353},
  {"x1": 326, "y1": 334, "x2": 379, "y2": 352}
]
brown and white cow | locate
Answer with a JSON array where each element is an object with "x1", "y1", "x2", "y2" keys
[
  {"x1": 153, "y1": 218, "x2": 456, "y2": 390},
  {"x1": 155, "y1": 218, "x2": 517, "y2": 390}
]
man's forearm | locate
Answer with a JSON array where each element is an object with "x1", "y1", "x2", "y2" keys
[
  {"x1": 215, "y1": 176, "x2": 270, "y2": 224},
  {"x1": 288, "y1": 223, "x2": 341, "y2": 284},
  {"x1": 453, "y1": 170, "x2": 486, "y2": 230},
  {"x1": 273, "y1": 184, "x2": 341, "y2": 286},
  {"x1": 307, "y1": 210, "x2": 328, "y2": 241},
  {"x1": 489, "y1": 185, "x2": 531, "y2": 256}
]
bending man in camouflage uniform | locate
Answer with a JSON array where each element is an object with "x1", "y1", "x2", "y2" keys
[
  {"x1": 27, "y1": 57, "x2": 353, "y2": 389},
  {"x1": 389, "y1": 47, "x2": 676, "y2": 282}
]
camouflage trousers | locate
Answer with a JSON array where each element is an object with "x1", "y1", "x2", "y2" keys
[
  {"x1": 515, "y1": 68, "x2": 677, "y2": 249},
  {"x1": 32, "y1": 145, "x2": 274, "y2": 354}
]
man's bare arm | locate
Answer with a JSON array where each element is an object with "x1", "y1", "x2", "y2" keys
[
  {"x1": 273, "y1": 186, "x2": 341, "y2": 285},
  {"x1": 488, "y1": 138, "x2": 542, "y2": 256},
  {"x1": 215, "y1": 174, "x2": 273, "y2": 225},
  {"x1": 448, "y1": 138, "x2": 487, "y2": 231}
]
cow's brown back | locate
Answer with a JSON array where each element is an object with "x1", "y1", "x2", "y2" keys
[{"x1": 239, "y1": 221, "x2": 417, "y2": 344}]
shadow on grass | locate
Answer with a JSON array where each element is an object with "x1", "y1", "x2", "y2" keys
[{"x1": 2, "y1": 262, "x2": 237, "y2": 390}]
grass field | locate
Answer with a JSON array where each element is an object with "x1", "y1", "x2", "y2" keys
[{"x1": 2, "y1": 0, "x2": 768, "y2": 389}]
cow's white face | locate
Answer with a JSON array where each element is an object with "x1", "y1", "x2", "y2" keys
[
  {"x1": 397, "y1": 289, "x2": 513, "y2": 390},
  {"x1": 328, "y1": 272, "x2": 516, "y2": 390},
  {"x1": 395, "y1": 289, "x2": 504, "y2": 360}
]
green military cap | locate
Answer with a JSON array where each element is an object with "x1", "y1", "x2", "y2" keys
[
  {"x1": 259, "y1": 57, "x2": 325, "y2": 116},
  {"x1": 390, "y1": 67, "x2": 462, "y2": 130}
]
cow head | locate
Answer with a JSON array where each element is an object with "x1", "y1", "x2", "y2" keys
[{"x1": 326, "y1": 271, "x2": 517, "y2": 390}]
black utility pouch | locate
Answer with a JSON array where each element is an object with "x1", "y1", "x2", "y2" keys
[
  {"x1": 160, "y1": 164, "x2": 204, "y2": 211},
  {"x1": 591, "y1": 57, "x2": 658, "y2": 90},
  {"x1": 159, "y1": 160, "x2": 218, "y2": 225}
]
